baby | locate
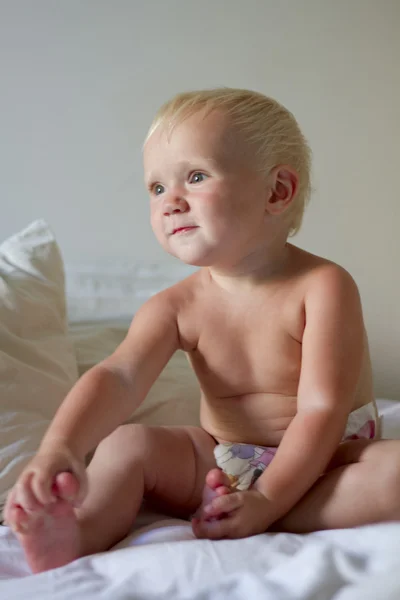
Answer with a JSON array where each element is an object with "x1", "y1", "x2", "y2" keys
[{"x1": 5, "y1": 88, "x2": 400, "y2": 574}]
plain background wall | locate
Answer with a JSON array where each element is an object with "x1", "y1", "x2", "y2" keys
[{"x1": 1, "y1": 1, "x2": 399, "y2": 398}]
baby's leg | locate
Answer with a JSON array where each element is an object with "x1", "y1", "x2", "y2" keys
[
  {"x1": 271, "y1": 439, "x2": 400, "y2": 533},
  {"x1": 13, "y1": 424, "x2": 217, "y2": 573}
]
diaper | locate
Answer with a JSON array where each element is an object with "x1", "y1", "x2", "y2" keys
[{"x1": 213, "y1": 402, "x2": 379, "y2": 491}]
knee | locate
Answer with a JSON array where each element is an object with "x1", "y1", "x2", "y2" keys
[
  {"x1": 96, "y1": 423, "x2": 150, "y2": 461},
  {"x1": 377, "y1": 457, "x2": 400, "y2": 519}
]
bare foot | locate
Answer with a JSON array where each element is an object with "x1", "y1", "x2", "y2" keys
[
  {"x1": 195, "y1": 468, "x2": 233, "y2": 521},
  {"x1": 9, "y1": 472, "x2": 82, "y2": 573}
]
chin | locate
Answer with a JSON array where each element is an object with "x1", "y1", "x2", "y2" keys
[
  {"x1": 183, "y1": 258, "x2": 213, "y2": 267},
  {"x1": 166, "y1": 247, "x2": 215, "y2": 268}
]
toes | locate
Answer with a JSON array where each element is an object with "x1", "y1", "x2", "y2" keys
[
  {"x1": 12, "y1": 474, "x2": 45, "y2": 516},
  {"x1": 197, "y1": 469, "x2": 234, "y2": 520},
  {"x1": 54, "y1": 472, "x2": 80, "y2": 505},
  {"x1": 3, "y1": 487, "x2": 17, "y2": 524},
  {"x1": 10, "y1": 496, "x2": 81, "y2": 573},
  {"x1": 205, "y1": 468, "x2": 232, "y2": 491},
  {"x1": 215, "y1": 485, "x2": 231, "y2": 497},
  {"x1": 9, "y1": 505, "x2": 37, "y2": 534}
]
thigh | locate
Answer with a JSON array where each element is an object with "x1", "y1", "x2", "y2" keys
[
  {"x1": 141, "y1": 425, "x2": 217, "y2": 517},
  {"x1": 326, "y1": 437, "x2": 400, "y2": 470},
  {"x1": 272, "y1": 439, "x2": 400, "y2": 533}
]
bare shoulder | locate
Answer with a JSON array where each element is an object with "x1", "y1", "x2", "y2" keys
[
  {"x1": 289, "y1": 244, "x2": 361, "y2": 304},
  {"x1": 286, "y1": 245, "x2": 364, "y2": 336},
  {"x1": 137, "y1": 270, "x2": 200, "y2": 316},
  {"x1": 104, "y1": 271, "x2": 201, "y2": 381},
  {"x1": 291, "y1": 247, "x2": 371, "y2": 412},
  {"x1": 127, "y1": 270, "x2": 202, "y2": 351}
]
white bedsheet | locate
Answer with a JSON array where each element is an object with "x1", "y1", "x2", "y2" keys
[{"x1": 1, "y1": 399, "x2": 400, "y2": 599}]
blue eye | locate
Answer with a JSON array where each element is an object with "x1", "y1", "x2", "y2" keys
[
  {"x1": 153, "y1": 184, "x2": 165, "y2": 196},
  {"x1": 190, "y1": 172, "x2": 207, "y2": 184}
]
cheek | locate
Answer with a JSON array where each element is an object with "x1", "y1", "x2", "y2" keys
[
  {"x1": 198, "y1": 188, "x2": 230, "y2": 216},
  {"x1": 150, "y1": 205, "x2": 160, "y2": 226},
  {"x1": 198, "y1": 201, "x2": 226, "y2": 231},
  {"x1": 150, "y1": 210, "x2": 164, "y2": 241}
]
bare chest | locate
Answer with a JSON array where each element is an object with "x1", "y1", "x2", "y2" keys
[{"x1": 179, "y1": 292, "x2": 304, "y2": 399}]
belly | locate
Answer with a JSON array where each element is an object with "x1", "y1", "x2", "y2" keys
[
  {"x1": 197, "y1": 335, "x2": 375, "y2": 447},
  {"x1": 200, "y1": 392, "x2": 298, "y2": 447}
]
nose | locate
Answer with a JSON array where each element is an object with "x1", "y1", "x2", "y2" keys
[{"x1": 162, "y1": 193, "x2": 189, "y2": 216}]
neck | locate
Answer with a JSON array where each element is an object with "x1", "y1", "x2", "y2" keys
[{"x1": 206, "y1": 240, "x2": 291, "y2": 294}]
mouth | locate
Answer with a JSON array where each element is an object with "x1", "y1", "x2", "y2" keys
[{"x1": 171, "y1": 226, "x2": 198, "y2": 235}]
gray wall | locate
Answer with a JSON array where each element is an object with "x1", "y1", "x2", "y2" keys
[{"x1": 1, "y1": 1, "x2": 399, "y2": 398}]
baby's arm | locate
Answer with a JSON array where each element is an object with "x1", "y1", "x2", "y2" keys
[
  {"x1": 253, "y1": 266, "x2": 364, "y2": 521},
  {"x1": 41, "y1": 290, "x2": 180, "y2": 458},
  {"x1": 7, "y1": 289, "x2": 180, "y2": 512}
]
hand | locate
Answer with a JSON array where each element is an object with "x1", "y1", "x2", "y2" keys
[
  {"x1": 3, "y1": 443, "x2": 87, "y2": 530},
  {"x1": 192, "y1": 489, "x2": 275, "y2": 540}
]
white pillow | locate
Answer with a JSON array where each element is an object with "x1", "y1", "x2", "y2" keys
[{"x1": 0, "y1": 220, "x2": 78, "y2": 519}]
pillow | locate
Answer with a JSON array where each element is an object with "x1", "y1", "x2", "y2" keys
[{"x1": 0, "y1": 220, "x2": 78, "y2": 519}]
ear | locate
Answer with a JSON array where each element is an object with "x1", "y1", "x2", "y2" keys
[{"x1": 265, "y1": 166, "x2": 299, "y2": 215}]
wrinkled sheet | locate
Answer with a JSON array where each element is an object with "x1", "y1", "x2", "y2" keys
[{"x1": 1, "y1": 399, "x2": 400, "y2": 599}]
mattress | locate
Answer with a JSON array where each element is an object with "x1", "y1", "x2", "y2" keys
[{"x1": 1, "y1": 398, "x2": 400, "y2": 600}]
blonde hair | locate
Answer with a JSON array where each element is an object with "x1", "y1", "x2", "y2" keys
[{"x1": 145, "y1": 88, "x2": 312, "y2": 236}]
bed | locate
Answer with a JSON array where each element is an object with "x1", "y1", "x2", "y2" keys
[{"x1": 1, "y1": 220, "x2": 400, "y2": 599}]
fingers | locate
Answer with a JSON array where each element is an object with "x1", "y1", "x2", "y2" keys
[
  {"x1": 192, "y1": 513, "x2": 241, "y2": 540},
  {"x1": 15, "y1": 473, "x2": 46, "y2": 513},
  {"x1": 192, "y1": 489, "x2": 272, "y2": 539},
  {"x1": 4, "y1": 449, "x2": 87, "y2": 533},
  {"x1": 195, "y1": 484, "x2": 232, "y2": 520},
  {"x1": 192, "y1": 492, "x2": 245, "y2": 539},
  {"x1": 73, "y1": 465, "x2": 88, "y2": 506},
  {"x1": 203, "y1": 491, "x2": 243, "y2": 519},
  {"x1": 63, "y1": 452, "x2": 88, "y2": 506},
  {"x1": 29, "y1": 469, "x2": 56, "y2": 505},
  {"x1": 10, "y1": 466, "x2": 83, "y2": 519}
]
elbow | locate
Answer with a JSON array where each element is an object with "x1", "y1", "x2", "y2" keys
[{"x1": 84, "y1": 361, "x2": 133, "y2": 392}]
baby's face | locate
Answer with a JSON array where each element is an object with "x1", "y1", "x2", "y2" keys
[{"x1": 143, "y1": 110, "x2": 268, "y2": 267}]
